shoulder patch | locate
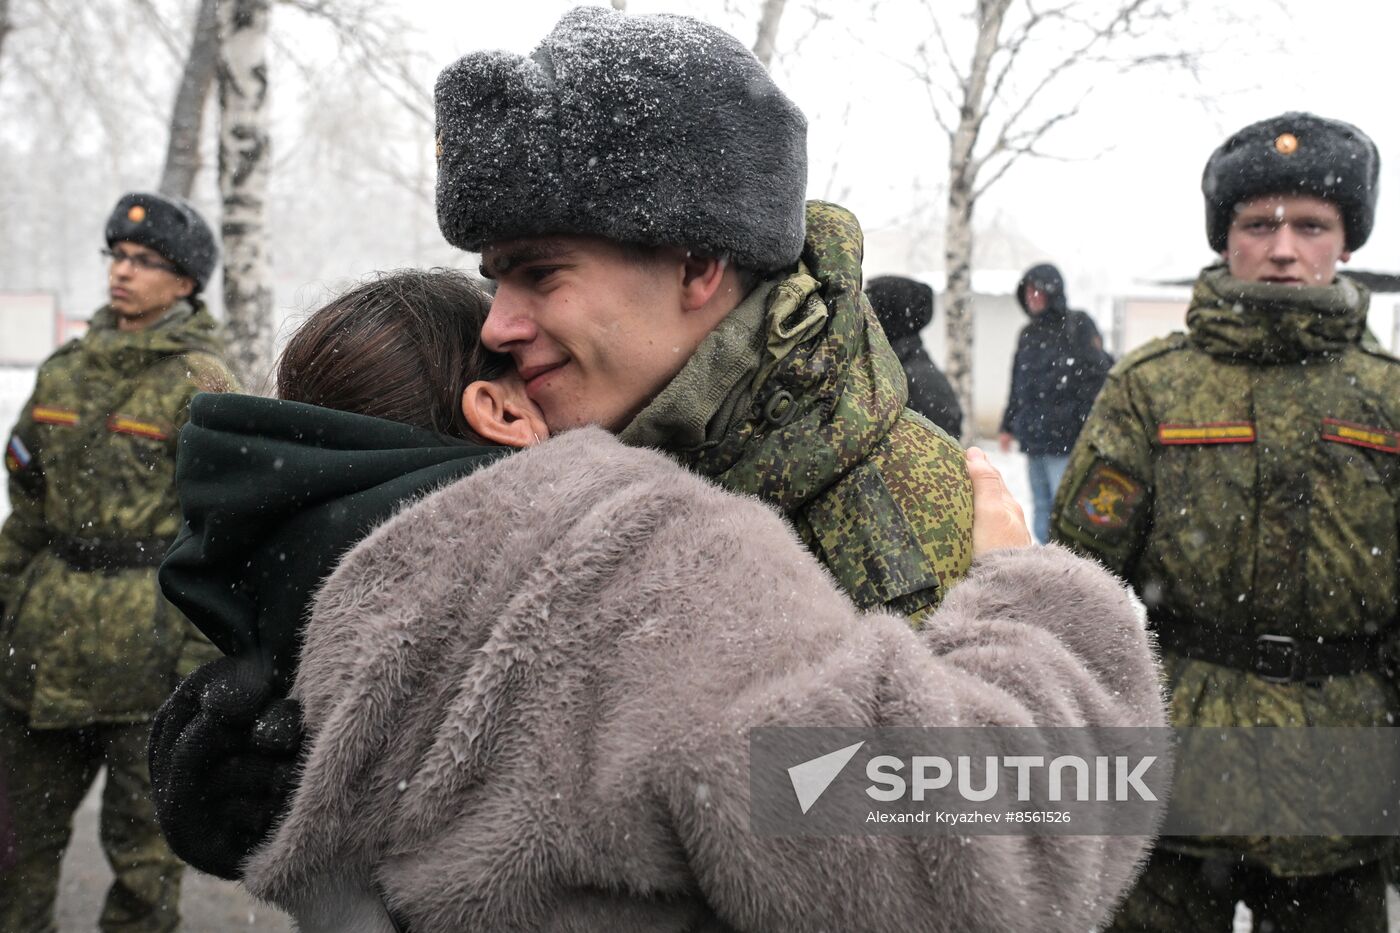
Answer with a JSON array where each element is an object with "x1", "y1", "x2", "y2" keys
[
  {"x1": 31, "y1": 405, "x2": 78, "y2": 426},
  {"x1": 108, "y1": 414, "x2": 171, "y2": 442},
  {"x1": 1074, "y1": 462, "x2": 1145, "y2": 530},
  {"x1": 5, "y1": 435, "x2": 31, "y2": 472},
  {"x1": 1321, "y1": 417, "x2": 1399, "y2": 454},
  {"x1": 1158, "y1": 421, "x2": 1256, "y2": 445}
]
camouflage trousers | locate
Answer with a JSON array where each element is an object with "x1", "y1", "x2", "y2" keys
[
  {"x1": 1108, "y1": 847, "x2": 1387, "y2": 932},
  {"x1": 0, "y1": 707, "x2": 182, "y2": 933}
]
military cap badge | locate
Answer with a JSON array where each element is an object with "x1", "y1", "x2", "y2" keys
[{"x1": 1274, "y1": 132, "x2": 1299, "y2": 155}]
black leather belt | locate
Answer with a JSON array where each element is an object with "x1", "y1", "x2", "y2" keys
[
  {"x1": 1152, "y1": 614, "x2": 1389, "y2": 684},
  {"x1": 51, "y1": 535, "x2": 172, "y2": 573}
]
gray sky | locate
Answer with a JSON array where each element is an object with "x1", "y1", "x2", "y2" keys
[{"x1": 392, "y1": 0, "x2": 1400, "y2": 312}]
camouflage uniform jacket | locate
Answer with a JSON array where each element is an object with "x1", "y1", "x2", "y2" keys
[
  {"x1": 0, "y1": 301, "x2": 237, "y2": 728},
  {"x1": 622, "y1": 201, "x2": 973, "y2": 622},
  {"x1": 1052, "y1": 264, "x2": 1400, "y2": 874}
]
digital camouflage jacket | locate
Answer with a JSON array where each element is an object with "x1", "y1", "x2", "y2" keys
[
  {"x1": 1, "y1": 301, "x2": 237, "y2": 728},
  {"x1": 1052, "y1": 265, "x2": 1400, "y2": 875},
  {"x1": 622, "y1": 201, "x2": 973, "y2": 622}
]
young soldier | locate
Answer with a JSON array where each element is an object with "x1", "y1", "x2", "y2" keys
[
  {"x1": 453, "y1": 6, "x2": 973, "y2": 622},
  {"x1": 152, "y1": 7, "x2": 976, "y2": 873},
  {"x1": 151, "y1": 16, "x2": 1170, "y2": 927},
  {"x1": 0, "y1": 192, "x2": 237, "y2": 932},
  {"x1": 1052, "y1": 113, "x2": 1398, "y2": 930}
]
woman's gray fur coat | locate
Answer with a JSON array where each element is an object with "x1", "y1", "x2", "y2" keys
[{"x1": 241, "y1": 428, "x2": 1166, "y2": 932}]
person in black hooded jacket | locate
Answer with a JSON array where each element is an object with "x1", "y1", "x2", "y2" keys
[
  {"x1": 865, "y1": 275, "x2": 962, "y2": 437},
  {"x1": 998, "y1": 263, "x2": 1112, "y2": 542}
]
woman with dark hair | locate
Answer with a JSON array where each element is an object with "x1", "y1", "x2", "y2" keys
[
  {"x1": 150, "y1": 268, "x2": 547, "y2": 880},
  {"x1": 150, "y1": 270, "x2": 1166, "y2": 933},
  {"x1": 274, "y1": 269, "x2": 533, "y2": 445}
]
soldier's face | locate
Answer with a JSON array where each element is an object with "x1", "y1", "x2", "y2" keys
[
  {"x1": 107, "y1": 240, "x2": 194, "y2": 331},
  {"x1": 479, "y1": 235, "x2": 711, "y2": 433},
  {"x1": 1224, "y1": 195, "x2": 1351, "y2": 286}
]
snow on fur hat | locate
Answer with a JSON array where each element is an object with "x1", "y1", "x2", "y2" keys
[
  {"x1": 434, "y1": 5, "x2": 808, "y2": 272},
  {"x1": 1202, "y1": 112, "x2": 1379, "y2": 253},
  {"x1": 105, "y1": 191, "x2": 219, "y2": 292}
]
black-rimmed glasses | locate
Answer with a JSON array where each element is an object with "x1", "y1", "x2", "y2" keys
[{"x1": 101, "y1": 247, "x2": 178, "y2": 274}]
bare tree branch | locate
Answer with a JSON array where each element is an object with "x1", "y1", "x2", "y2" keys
[
  {"x1": 130, "y1": 0, "x2": 184, "y2": 60},
  {"x1": 973, "y1": 0, "x2": 1165, "y2": 180},
  {"x1": 776, "y1": 4, "x2": 830, "y2": 63},
  {"x1": 981, "y1": 0, "x2": 1075, "y2": 113},
  {"x1": 752, "y1": 0, "x2": 787, "y2": 68},
  {"x1": 159, "y1": 0, "x2": 219, "y2": 198},
  {"x1": 972, "y1": 98, "x2": 1083, "y2": 200},
  {"x1": 898, "y1": 0, "x2": 1212, "y2": 438},
  {"x1": 917, "y1": 0, "x2": 968, "y2": 96},
  {"x1": 278, "y1": 0, "x2": 432, "y2": 124}
]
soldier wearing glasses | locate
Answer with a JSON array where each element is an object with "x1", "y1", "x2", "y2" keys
[{"x1": 0, "y1": 192, "x2": 237, "y2": 932}]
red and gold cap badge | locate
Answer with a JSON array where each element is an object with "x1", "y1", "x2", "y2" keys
[
  {"x1": 127, "y1": 204, "x2": 147, "y2": 223},
  {"x1": 1274, "y1": 132, "x2": 1299, "y2": 155}
]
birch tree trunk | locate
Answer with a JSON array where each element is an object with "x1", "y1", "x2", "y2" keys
[
  {"x1": 943, "y1": 0, "x2": 1010, "y2": 441},
  {"x1": 217, "y1": 0, "x2": 274, "y2": 389},
  {"x1": 752, "y1": 0, "x2": 787, "y2": 69},
  {"x1": 160, "y1": 0, "x2": 219, "y2": 199}
]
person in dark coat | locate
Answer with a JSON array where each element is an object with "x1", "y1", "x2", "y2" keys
[
  {"x1": 998, "y1": 263, "x2": 1112, "y2": 541},
  {"x1": 865, "y1": 275, "x2": 962, "y2": 437}
]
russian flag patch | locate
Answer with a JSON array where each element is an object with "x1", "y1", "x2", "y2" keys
[{"x1": 6, "y1": 435, "x2": 31, "y2": 473}]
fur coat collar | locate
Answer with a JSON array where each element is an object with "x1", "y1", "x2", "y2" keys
[{"x1": 243, "y1": 428, "x2": 1165, "y2": 932}]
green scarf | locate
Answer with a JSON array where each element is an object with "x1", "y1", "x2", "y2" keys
[
  {"x1": 1187, "y1": 264, "x2": 1368, "y2": 364},
  {"x1": 160, "y1": 393, "x2": 507, "y2": 692}
]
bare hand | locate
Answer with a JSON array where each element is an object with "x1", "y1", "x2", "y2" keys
[
  {"x1": 998, "y1": 432, "x2": 1014, "y2": 454},
  {"x1": 967, "y1": 446, "x2": 1033, "y2": 555}
]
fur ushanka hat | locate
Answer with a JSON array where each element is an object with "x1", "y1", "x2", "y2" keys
[
  {"x1": 434, "y1": 6, "x2": 808, "y2": 272},
  {"x1": 105, "y1": 191, "x2": 219, "y2": 292},
  {"x1": 1202, "y1": 112, "x2": 1379, "y2": 253}
]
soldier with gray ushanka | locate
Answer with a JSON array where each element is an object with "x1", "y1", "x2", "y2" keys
[
  {"x1": 1053, "y1": 113, "x2": 1399, "y2": 930},
  {"x1": 0, "y1": 192, "x2": 238, "y2": 932}
]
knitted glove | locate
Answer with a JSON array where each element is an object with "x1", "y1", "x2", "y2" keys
[{"x1": 148, "y1": 655, "x2": 303, "y2": 880}]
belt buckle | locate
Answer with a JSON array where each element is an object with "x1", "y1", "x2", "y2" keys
[{"x1": 1255, "y1": 634, "x2": 1299, "y2": 684}]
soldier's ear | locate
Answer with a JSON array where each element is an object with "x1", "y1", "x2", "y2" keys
[
  {"x1": 679, "y1": 253, "x2": 727, "y2": 313},
  {"x1": 462, "y1": 379, "x2": 548, "y2": 448},
  {"x1": 175, "y1": 275, "x2": 195, "y2": 300}
]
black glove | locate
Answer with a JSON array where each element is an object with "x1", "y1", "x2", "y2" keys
[{"x1": 148, "y1": 655, "x2": 304, "y2": 880}]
